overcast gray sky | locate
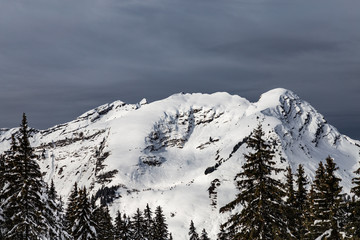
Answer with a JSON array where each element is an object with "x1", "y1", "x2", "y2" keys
[{"x1": 1, "y1": 0, "x2": 360, "y2": 139}]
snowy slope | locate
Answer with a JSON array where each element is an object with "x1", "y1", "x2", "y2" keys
[{"x1": 0, "y1": 88, "x2": 359, "y2": 239}]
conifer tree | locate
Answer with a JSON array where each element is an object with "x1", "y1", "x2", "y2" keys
[
  {"x1": 90, "y1": 195, "x2": 98, "y2": 233},
  {"x1": 65, "y1": 182, "x2": 79, "y2": 235},
  {"x1": 309, "y1": 158, "x2": 344, "y2": 239},
  {"x1": 304, "y1": 185, "x2": 315, "y2": 240},
  {"x1": 189, "y1": 220, "x2": 199, "y2": 240},
  {"x1": 219, "y1": 124, "x2": 289, "y2": 239},
  {"x1": 0, "y1": 154, "x2": 4, "y2": 189},
  {"x1": 169, "y1": 233, "x2": 173, "y2": 240},
  {"x1": 48, "y1": 179, "x2": 56, "y2": 200},
  {"x1": 347, "y1": 160, "x2": 360, "y2": 239},
  {"x1": 217, "y1": 225, "x2": 227, "y2": 240},
  {"x1": 132, "y1": 208, "x2": 146, "y2": 240},
  {"x1": 123, "y1": 214, "x2": 133, "y2": 240},
  {"x1": 0, "y1": 154, "x2": 5, "y2": 238},
  {"x1": 324, "y1": 157, "x2": 345, "y2": 239},
  {"x1": 2, "y1": 114, "x2": 48, "y2": 239},
  {"x1": 1, "y1": 135, "x2": 23, "y2": 238},
  {"x1": 114, "y1": 212, "x2": 132, "y2": 240},
  {"x1": 308, "y1": 161, "x2": 327, "y2": 238},
  {"x1": 200, "y1": 228, "x2": 210, "y2": 240},
  {"x1": 285, "y1": 165, "x2": 296, "y2": 237},
  {"x1": 57, "y1": 197, "x2": 71, "y2": 240},
  {"x1": 153, "y1": 205, "x2": 169, "y2": 240},
  {"x1": 94, "y1": 206, "x2": 114, "y2": 240},
  {"x1": 285, "y1": 166, "x2": 295, "y2": 205},
  {"x1": 46, "y1": 180, "x2": 58, "y2": 238},
  {"x1": 294, "y1": 164, "x2": 309, "y2": 239},
  {"x1": 72, "y1": 187, "x2": 97, "y2": 240},
  {"x1": 44, "y1": 179, "x2": 69, "y2": 239},
  {"x1": 352, "y1": 161, "x2": 360, "y2": 198},
  {"x1": 114, "y1": 211, "x2": 123, "y2": 240},
  {"x1": 144, "y1": 204, "x2": 154, "y2": 240}
]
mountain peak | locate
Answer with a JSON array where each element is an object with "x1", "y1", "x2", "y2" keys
[
  {"x1": 258, "y1": 87, "x2": 298, "y2": 104},
  {"x1": 1, "y1": 89, "x2": 359, "y2": 240},
  {"x1": 247, "y1": 88, "x2": 297, "y2": 116},
  {"x1": 261, "y1": 88, "x2": 298, "y2": 98}
]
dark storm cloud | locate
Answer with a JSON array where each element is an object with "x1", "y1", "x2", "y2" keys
[
  {"x1": 0, "y1": 0, "x2": 360, "y2": 139},
  {"x1": 208, "y1": 37, "x2": 342, "y2": 61}
]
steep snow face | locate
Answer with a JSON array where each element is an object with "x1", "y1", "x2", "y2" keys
[{"x1": 0, "y1": 88, "x2": 359, "y2": 239}]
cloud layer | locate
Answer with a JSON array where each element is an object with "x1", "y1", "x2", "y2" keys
[{"x1": 1, "y1": 0, "x2": 360, "y2": 139}]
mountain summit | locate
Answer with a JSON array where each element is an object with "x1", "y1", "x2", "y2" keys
[{"x1": 0, "y1": 88, "x2": 359, "y2": 239}]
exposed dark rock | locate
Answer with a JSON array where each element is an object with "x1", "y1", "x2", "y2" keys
[
  {"x1": 139, "y1": 156, "x2": 166, "y2": 167},
  {"x1": 204, "y1": 166, "x2": 216, "y2": 175},
  {"x1": 36, "y1": 130, "x2": 106, "y2": 149},
  {"x1": 145, "y1": 108, "x2": 223, "y2": 152}
]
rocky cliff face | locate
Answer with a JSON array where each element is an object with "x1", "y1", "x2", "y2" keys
[{"x1": 1, "y1": 88, "x2": 359, "y2": 239}]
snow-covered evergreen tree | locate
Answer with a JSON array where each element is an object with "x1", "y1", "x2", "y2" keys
[
  {"x1": 189, "y1": 220, "x2": 199, "y2": 240},
  {"x1": 304, "y1": 185, "x2": 316, "y2": 240},
  {"x1": 324, "y1": 157, "x2": 345, "y2": 239},
  {"x1": 65, "y1": 182, "x2": 79, "y2": 236},
  {"x1": 72, "y1": 187, "x2": 97, "y2": 240},
  {"x1": 285, "y1": 165, "x2": 297, "y2": 238},
  {"x1": 200, "y1": 228, "x2": 210, "y2": 240},
  {"x1": 44, "y1": 179, "x2": 70, "y2": 239},
  {"x1": 114, "y1": 211, "x2": 123, "y2": 240},
  {"x1": 46, "y1": 180, "x2": 58, "y2": 238},
  {"x1": 217, "y1": 225, "x2": 227, "y2": 240},
  {"x1": 0, "y1": 115, "x2": 66, "y2": 239},
  {"x1": 2, "y1": 114, "x2": 48, "y2": 239},
  {"x1": 308, "y1": 161, "x2": 327, "y2": 238},
  {"x1": 153, "y1": 205, "x2": 169, "y2": 240},
  {"x1": 347, "y1": 160, "x2": 360, "y2": 239},
  {"x1": 114, "y1": 211, "x2": 133, "y2": 240},
  {"x1": 1, "y1": 135, "x2": 24, "y2": 239},
  {"x1": 294, "y1": 164, "x2": 309, "y2": 239},
  {"x1": 132, "y1": 208, "x2": 146, "y2": 240},
  {"x1": 57, "y1": 197, "x2": 71, "y2": 240},
  {"x1": 309, "y1": 157, "x2": 344, "y2": 239},
  {"x1": 219, "y1": 124, "x2": 289, "y2": 239},
  {"x1": 0, "y1": 154, "x2": 5, "y2": 238},
  {"x1": 94, "y1": 205, "x2": 114, "y2": 240},
  {"x1": 143, "y1": 204, "x2": 154, "y2": 240},
  {"x1": 124, "y1": 213, "x2": 133, "y2": 240}
]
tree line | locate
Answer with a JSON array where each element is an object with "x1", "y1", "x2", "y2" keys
[
  {"x1": 218, "y1": 124, "x2": 360, "y2": 240},
  {"x1": 0, "y1": 114, "x2": 175, "y2": 240}
]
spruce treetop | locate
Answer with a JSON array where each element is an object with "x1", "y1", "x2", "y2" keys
[{"x1": 219, "y1": 124, "x2": 289, "y2": 239}]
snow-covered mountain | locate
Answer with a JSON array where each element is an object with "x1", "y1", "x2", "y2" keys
[{"x1": 0, "y1": 88, "x2": 359, "y2": 239}]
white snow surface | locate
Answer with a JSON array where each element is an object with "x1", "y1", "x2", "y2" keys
[{"x1": 1, "y1": 88, "x2": 359, "y2": 239}]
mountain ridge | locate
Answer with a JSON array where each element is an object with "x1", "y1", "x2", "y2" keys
[{"x1": 0, "y1": 88, "x2": 359, "y2": 239}]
